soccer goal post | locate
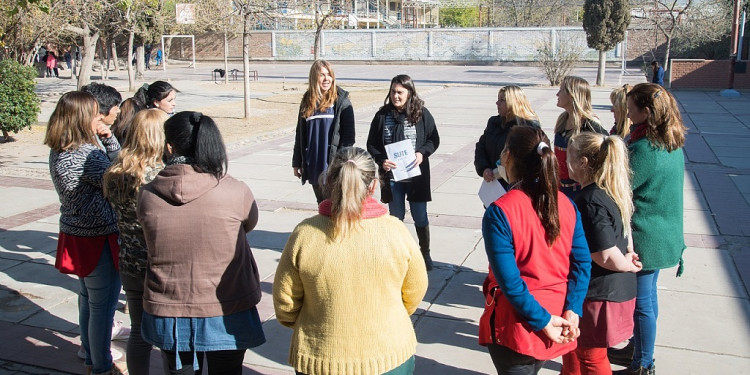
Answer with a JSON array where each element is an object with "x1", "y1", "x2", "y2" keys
[{"x1": 160, "y1": 34, "x2": 196, "y2": 71}]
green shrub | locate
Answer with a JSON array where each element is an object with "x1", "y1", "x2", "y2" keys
[{"x1": 0, "y1": 59, "x2": 40, "y2": 139}]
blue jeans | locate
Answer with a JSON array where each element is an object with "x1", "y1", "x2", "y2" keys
[
  {"x1": 79, "y1": 243, "x2": 122, "y2": 374},
  {"x1": 631, "y1": 269, "x2": 659, "y2": 369},
  {"x1": 388, "y1": 181, "x2": 428, "y2": 227}
]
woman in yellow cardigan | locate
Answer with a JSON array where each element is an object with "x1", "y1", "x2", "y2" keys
[{"x1": 273, "y1": 147, "x2": 428, "y2": 375}]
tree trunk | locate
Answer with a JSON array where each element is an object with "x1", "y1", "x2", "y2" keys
[
  {"x1": 111, "y1": 42, "x2": 119, "y2": 72},
  {"x1": 596, "y1": 49, "x2": 606, "y2": 86},
  {"x1": 664, "y1": 34, "x2": 672, "y2": 85},
  {"x1": 99, "y1": 38, "x2": 108, "y2": 80},
  {"x1": 77, "y1": 26, "x2": 100, "y2": 90},
  {"x1": 224, "y1": 31, "x2": 229, "y2": 85},
  {"x1": 243, "y1": 12, "x2": 252, "y2": 119},
  {"x1": 127, "y1": 31, "x2": 136, "y2": 92},
  {"x1": 136, "y1": 45, "x2": 145, "y2": 79}
]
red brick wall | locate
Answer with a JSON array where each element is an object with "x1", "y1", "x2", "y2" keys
[
  {"x1": 165, "y1": 32, "x2": 273, "y2": 60},
  {"x1": 671, "y1": 59, "x2": 750, "y2": 90}
]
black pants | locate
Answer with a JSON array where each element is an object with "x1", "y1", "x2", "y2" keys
[
  {"x1": 311, "y1": 183, "x2": 327, "y2": 204},
  {"x1": 163, "y1": 349, "x2": 246, "y2": 375},
  {"x1": 487, "y1": 344, "x2": 545, "y2": 375}
]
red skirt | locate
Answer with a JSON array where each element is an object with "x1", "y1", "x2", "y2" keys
[
  {"x1": 55, "y1": 232, "x2": 120, "y2": 278},
  {"x1": 577, "y1": 298, "x2": 635, "y2": 348}
]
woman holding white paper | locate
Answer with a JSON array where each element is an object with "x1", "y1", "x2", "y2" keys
[{"x1": 366, "y1": 74, "x2": 440, "y2": 270}]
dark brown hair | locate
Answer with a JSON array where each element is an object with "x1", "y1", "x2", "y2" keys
[
  {"x1": 383, "y1": 74, "x2": 424, "y2": 124},
  {"x1": 505, "y1": 126, "x2": 560, "y2": 245},
  {"x1": 626, "y1": 83, "x2": 686, "y2": 151}
]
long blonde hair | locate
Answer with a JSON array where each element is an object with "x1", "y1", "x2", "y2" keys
[
  {"x1": 301, "y1": 60, "x2": 338, "y2": 118},
  {"x1": 501, "y1": 85, "x2": 539, "y2": 125},
  {"x1": 44, "y1": 91, "x2": 100, "y2": 152},
  {"x1": 555, "y1": 76, "x2": 600, "y2": 134},
  {"x1": 103, "y1": 109, "x2": 167, "y2": 203},
  {"x1": 568, "y1": 132, "x2": 633, "y2": 237},
  {"x1": 610, "y1": 84, "x2": 632, "y2": 139},
  {"x1": 626, "y1": 83, "x2": 686, "y2": 151},
  {"x1": 324, "y1": 147, "x2": 379, "y2": 240}
]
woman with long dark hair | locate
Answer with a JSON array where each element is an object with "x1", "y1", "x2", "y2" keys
[
  {"x1": 366, "y1": 74, "x2": 440, "y2": 270},
  {"x1": 137, "y1": 111, "x2": 265, "y2": 374},
  {"x1": 479, "y1": 126, "x2": 591, "y2": 375}
]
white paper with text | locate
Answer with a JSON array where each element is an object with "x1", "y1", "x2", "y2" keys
[{"x1": 385, "y1": 140, "x2": 422, "y2": 182}]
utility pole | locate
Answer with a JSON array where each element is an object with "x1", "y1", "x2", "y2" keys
[{"x1": 722, "y1": 0, "x2": 742, "y2": 96}]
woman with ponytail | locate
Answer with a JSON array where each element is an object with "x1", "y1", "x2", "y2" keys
[
  {"x1": 561, "y1": 133, "x2": 642, "y2": 375},
  {"x1": 554, "y1": 76, "x2": 609, "y2": 198},
  {"x1": 609, "y1": 85, "x2": 632, "y2": 139},
  {"x1": 274, "y1": 147, "x2": 428, "y2": 375},
  {"x1": 479, "y1": 126, "x2": 591, "y2": 375},
  {"x1": 137, "y1": 111, "x2": 265, "y2": 374},
  {"x1": 133, "y1": 80, "x2": 177, "y2": 115}
]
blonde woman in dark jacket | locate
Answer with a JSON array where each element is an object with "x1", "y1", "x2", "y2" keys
[{"x1": 292, "y1": 60, "x2": 355, "y2": 203}]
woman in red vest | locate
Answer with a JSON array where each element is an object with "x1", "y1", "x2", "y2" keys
[{"x1": 480, "y1": 126, "x2": 592, "y2": 374}]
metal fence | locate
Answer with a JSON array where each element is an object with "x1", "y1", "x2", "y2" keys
[{"x1": 257, "y1": 27, "x2": 623, "y2": 62}]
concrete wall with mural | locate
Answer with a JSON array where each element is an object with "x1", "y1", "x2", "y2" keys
[{"x1": 176, "y1": 27, "x2": 623, "y2": 63}]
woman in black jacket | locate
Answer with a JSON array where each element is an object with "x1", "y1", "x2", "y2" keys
[
  {"x1": 292, "y1": 60, "x2": 355, "y2": 203},
  {"x1": 474, "y1": 85, "x2": 540, "y2": 189},
  {"x1": 367, "y1": 74, "x2": 440, "y2": 270}
]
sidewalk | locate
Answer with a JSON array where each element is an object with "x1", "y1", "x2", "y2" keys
[{"x1": 0, "y1": 65, "x2": 748, "y2": 374}]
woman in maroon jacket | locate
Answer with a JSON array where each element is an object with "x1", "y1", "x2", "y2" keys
[{"x1": 137, "y1": 111, "x2": 265, "y2": 374}]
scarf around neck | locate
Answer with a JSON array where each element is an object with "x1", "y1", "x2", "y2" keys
[{"x1": 318, "y1": 196, "x2": 388, "y2": 219}]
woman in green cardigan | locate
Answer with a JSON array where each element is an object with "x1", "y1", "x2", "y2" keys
[{"x1": 615, "y1": 83, "x2": 687, "y2": 375}]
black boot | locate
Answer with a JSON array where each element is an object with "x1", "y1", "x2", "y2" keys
[
  {"x1": 608, "y1": 340, "x2": 634, "y2": 367},
  {"x1": 613, "y1": 366, "x2": 654, "y2": 375},
  {"x1": 415, "y1": 225, "x2": 433, "y2": 271}
]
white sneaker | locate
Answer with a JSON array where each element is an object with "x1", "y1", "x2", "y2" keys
[
  {"x1": 77, "y1": 347, "x2": 123, "y2": 361},
  {"x1": 111, "y1": 321, "x2": 130, "y2": 341},
  {"x1": 111, "y1": 347, "x2": 123, "y2": 361}
]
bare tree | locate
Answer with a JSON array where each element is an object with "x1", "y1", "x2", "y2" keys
[
  {"x1": 49, "y1": 0, "x2": 122, "y2": 89},
  {"x1": 233, "y1": 0, "x2": 278, "y2": 119},
  {"x1": 632, "y1": 0, "x2": 694, "y2": 79},
  {"x1": 536, "y1": 32, "x2": 585, "y2": 85},
  {"x1": 492, "y1": 0, "x2": 582, "y2": 27}
]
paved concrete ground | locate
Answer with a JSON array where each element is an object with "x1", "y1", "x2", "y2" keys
[{"x1": 1, "y1": 64, "x2": 749, "y2": 374}]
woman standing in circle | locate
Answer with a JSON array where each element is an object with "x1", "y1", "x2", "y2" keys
[
  {"x1": 554, "y1": 76, "x2": 608, "y2": 199},
  {"x1": 562, "y1": 132, "x2": 642, "y2": 375},
  {"x1": 479, "y1": 126, "x2": 591, "y2": 375},
  {"x1": 609, "y1": 85, "x2": 632, "y2": 139},
  {"x1": 133, "y1": 80, "x2": 178, "y2": 115},
  {"x1": 103, "y1": 109, "x2": 168, "y2": 374},
  {"x1": 613, "y1": 83, "x2": 686, "y2": 375},
  {"x1": 366, "y1": 74, "x2": 440, "y2": 270},
  {"x1": 475, "y1": 85, "x2": 540, "y2": 189},
  {"x1": 274, "y1": 147, "x2": 428, "y2": 375},
  {"x1": 137, "y1": 112, "x2": 266, "y2": 374},
  {"x1": 44, "y1": 91, "x2": 123, "y2": 375},
  {"x1": 292, "y1": 60, "x2": 355, "y2": 203}
]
